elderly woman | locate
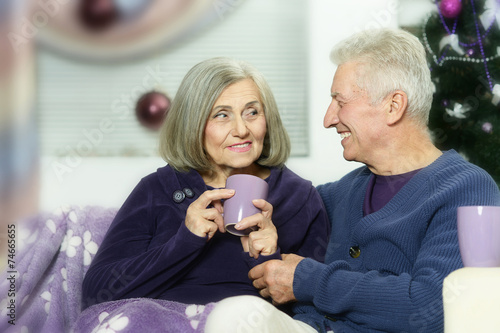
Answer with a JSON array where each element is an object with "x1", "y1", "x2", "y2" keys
[{"x1": 81, "y1": 57, "x2": 329, "y2": 309}]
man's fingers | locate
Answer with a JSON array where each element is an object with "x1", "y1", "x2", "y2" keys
[
  {"x1": 252, "y1": 277, "x2": 267, "y2": 290},
  {"x1": 259, "y1": 288, "x2": 271, "y2": 299},
  {"x1": 248, "y1": 262, "x2": 265, "y2": 281}
]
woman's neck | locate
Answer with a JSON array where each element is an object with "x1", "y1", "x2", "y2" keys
[{"x1": 201, "y1": 164, "x2": 271, "y2": 188}]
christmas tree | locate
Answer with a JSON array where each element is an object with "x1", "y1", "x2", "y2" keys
[{"x1": 420, "y1": 0, "x2": 500, "y2": 185}]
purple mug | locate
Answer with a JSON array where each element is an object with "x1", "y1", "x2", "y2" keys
[
  {"x1": 223, "y1": 174, "x2": 269, "y2": 236},
  {"x1": 457, "y1": 206, "x2": 500, "y2": 267}
]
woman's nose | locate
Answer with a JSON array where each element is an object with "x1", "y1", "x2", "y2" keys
[{"x1": 231, "y1": 117, "x2": 249, "y2": 137}]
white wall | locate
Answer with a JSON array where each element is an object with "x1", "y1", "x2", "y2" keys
[
  {"x1": 40, "y1": 0, "x2": 435, "y2": 211},
  {"x1": 287, "y1": 0, "x2": 400, "y2": 186}
]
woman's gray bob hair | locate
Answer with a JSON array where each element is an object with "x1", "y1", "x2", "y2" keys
[{"x1": 159, "y1": 57, "x2": 291, "y2": 172}]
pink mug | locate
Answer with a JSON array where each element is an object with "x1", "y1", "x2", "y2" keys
[
  {"x1": 223, "y1": 174, "x2": 269, "y2": 236},
  {"x1": 457, "y1": 206, "x2": 500, "y2": 267}
]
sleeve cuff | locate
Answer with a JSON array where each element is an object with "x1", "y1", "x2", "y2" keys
[
  {"x1": 293, "y1": 258, "x2": 325, "y2": 302},
  {"x1": 243, "y1": 248, "x2": 281, "y2": 268},
  {"x1": 177, "y1": 222, "x2": 209, "y2": 246}
]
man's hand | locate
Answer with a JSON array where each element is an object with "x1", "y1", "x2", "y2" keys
[{"x1": 248, "y1": 253, "x2": 305, "y2": 305}]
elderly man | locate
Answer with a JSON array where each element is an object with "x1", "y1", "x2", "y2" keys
[{"x1": 205, "y1": 28, "x2": 500, "y2": 333}]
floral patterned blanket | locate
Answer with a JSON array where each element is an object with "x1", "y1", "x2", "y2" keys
[{"x1": 0, "y1": 206, "x2": 215, "y2": 333}]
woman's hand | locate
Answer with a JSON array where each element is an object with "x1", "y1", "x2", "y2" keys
[
  {"x1": 237, "y1": 199, "x2": 278, "y2": 259},
  {"x1": 185, "y1": 189, "x2": 235, "y2": 240}
]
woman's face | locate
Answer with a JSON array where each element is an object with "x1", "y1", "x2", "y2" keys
[{"x1": 204, "y1": 79, "x2": 267, "y2": 176}]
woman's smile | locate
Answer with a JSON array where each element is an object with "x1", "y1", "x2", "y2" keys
[{"x1": 227, "y1": 141, "x2": 252, "y2": 152}]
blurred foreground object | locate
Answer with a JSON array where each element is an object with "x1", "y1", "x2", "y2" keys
[
  {"x1": 443, "y1": 268, "x2": 500, "y2": 332},
  {"x1": 421, "y1": 0, "x2": 500, "y2": 185},
  {"x1": 36, "y1": 0, "x2": 235, "y2": 62},
  {"x1": 78, "y1": 0, "x2": 120, "y2": 31},
  {"x1": 1, "y1": 0, "x2": 39, "y2": 267}
]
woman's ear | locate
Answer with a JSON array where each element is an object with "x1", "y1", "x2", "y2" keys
[{"x1": 386, "y1": 90, "x2": 408, "y2": 126}]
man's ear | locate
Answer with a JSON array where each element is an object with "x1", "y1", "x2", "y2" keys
[{"x1": 386, "y1": 90, "x2": 408, "y2": 126}]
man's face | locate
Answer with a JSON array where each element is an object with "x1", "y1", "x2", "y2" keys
[{"x1": 323, "y1": 62, "x2": 389, "y2": 165}]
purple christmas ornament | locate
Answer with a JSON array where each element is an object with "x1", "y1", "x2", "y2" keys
[
  {"x1": 439, "y1": 0, "x2": 462, "y2": 19},
  {"x1": 135, "y1": 91, "x2": 171, "y2": 130}
]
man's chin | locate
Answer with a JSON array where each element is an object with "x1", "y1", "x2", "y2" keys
[{"x1": 342, "y1": 151, "x2": 356, "y2": 162}]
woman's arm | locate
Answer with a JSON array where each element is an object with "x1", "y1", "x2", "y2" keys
[{"x1": 81, "y1": 180, "x2": 234, "y2": 308}]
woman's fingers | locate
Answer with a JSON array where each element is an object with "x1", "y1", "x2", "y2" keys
[
  {"x1": 235, "y1": 200, "x2": 277, "y2": 258},
  {"x1": 247, "y1": 228, "x2": 278, "y2": 258},
  {"x1": 234, "y1": 199, "x2": 273, "y2": 231},
  {"x1": 252, "y1": 199, "x2": 273, "y2": 218},
  {"x1": 185, "y1": 189, "x2": 234, "y2": 239},
  {"x1": 191, "y1": 189, "x2": 235, "y2": 209},
  {"x1": 203, "y1": 207, "x2": 226, "y2": 233},
  {"x1": 240, "y1": 236, "x2": 250, "y2": 252}
]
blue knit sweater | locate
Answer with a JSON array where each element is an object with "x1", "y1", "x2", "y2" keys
[{"x1": 293, "y1": 150, "x2": 500, "y2": 333}]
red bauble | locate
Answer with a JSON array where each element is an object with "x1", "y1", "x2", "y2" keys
[
  {"x1": 439, "y1": 0, "x2": 462, "y2": 19},
  {"x1": 78, "y1": 0, "x2": 120, "y2": 31},
  {"x1": 135, "y1": 91, "x2": 170, "y2": 130}
]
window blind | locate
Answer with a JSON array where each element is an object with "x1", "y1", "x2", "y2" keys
[{"x1": 37, "y1": 0, "x2": 309, "y2": 158}]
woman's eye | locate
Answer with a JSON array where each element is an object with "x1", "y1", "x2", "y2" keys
[
  {"x1": 214, "y1": 112, "x2": 228, "y2": 118},
  {"x1": 245, "y1": 108, "x2": 259, "y2": 117}
]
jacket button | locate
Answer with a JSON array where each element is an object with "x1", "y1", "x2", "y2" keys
[
  {"x1": 173, "y1": 190, "x2": 185, "y2": 203},
  {"x1": 183, "y1": 188, "x2": 194, "y2": 198},
  {"x1": 349, "y1": 246, "x2": 360, "y2": 258}
]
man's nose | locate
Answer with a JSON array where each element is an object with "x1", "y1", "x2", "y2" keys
[{"x1": 324, "y1": 100, "x2": 339, "y2": 128}]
